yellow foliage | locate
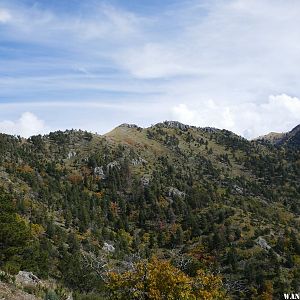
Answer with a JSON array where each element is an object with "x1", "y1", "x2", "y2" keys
[
  {"x1": 23, "y1": 197, "x2": 32, "y2": 209},
  {"x1": 142, "y1": 232, "x2": 151, "y2": 244},
  {"x1": 257, "y1": 281, "x2": 273, "y2": 300},
  {"x1": 15, "y1": 214, "x2": 27, "y2": 224},
  {"x1": 95, "y1": 191, "x2": 104, "y2": 199},
  {"x1": 31, "y1": 223, "x2": 45, "y2": 237},
  {"x1": 193, "y1": 269, "x2": 226, "y2": 300},
  {"x1": 169, "y1": 223, "x2": 179, "y2": 235},
  {"x1": 158, "y1": 196, "x2": 169, "y2": 209},
  {"x1": 107, "y1": 257, "x2": 229, "y2": 300},
  {"x1": 118, "y1": 229, "x2": 133, "y2": 248},
  {"x1": 18, "y1": 164, "x2": 34, "y2": 173}
]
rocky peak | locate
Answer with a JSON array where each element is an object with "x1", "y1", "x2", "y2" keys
[
  {"x1": 154, "y1": 121, "x2": 192, "y2": 131},
  {"x1": 119, "y1": 123, "x2": 139, "y2": 129}
]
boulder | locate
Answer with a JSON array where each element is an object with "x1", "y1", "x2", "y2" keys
[
  {"x1": 256, "y1": 237, "x2": 271, "y2": 251},
  {"x1": 102, "y1": 242, "x2": 115, "y2": 253},
  {"x1": 15, "y1": 271, "x2": 40, "y2": 286}
]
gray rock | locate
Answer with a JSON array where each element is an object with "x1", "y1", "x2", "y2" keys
[
  {"x1": 107, "y1": 161, "x2": 120, "y2": 170},
  {"x1": 141, "y1": 176, "x2": 150, "y2": 186},
  {"x1": 155, "y1": 121, "x2": 191, "y2": 131},
  {"x1": 94, "y1": 166, "x2": 105, "y2": 177},
  {"x1": 202, "y1": 127, "x2": 219, "y2": 133},
  {"x1": 67, "y1": 151, "x2": 76, "y2": 159},
  {"x1": 132, "y1": 157, "x2": 148, "y2": 166},
  {"x1": 168, "y1": 187, "x2": 186, "y2": 198},
  {"x1": 102, "y1": 242, "x2": 115, "y2": 253},
  {"x1": 256, "y1": 237, "x2": 271, "y2": 251},
  {"x1": 119, "y1": 123, "x2": 139, "y2": 129},
  {"x1": 232, "y1": 184, "x2": 244, "y2": 195},
  {"x1": 15, "y1": 271, "x2": 40, "y2": 286}
]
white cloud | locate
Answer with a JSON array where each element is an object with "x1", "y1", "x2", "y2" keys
[
  {"x1": 1, "y1": 0, "x2": 300, "y2": 138},
  {"x1": 172, "y1": 94, "x2": 300, "y2": 139},
  {"x1": 0, "y1": 112, "x2": 47, "y2": 137},
  {"x1": 0, "y1": 8, "x2": 11, "y2": 23},
  {"x1": 112, "y1": 0, "x2": 300, "y2": 102},
  {"x1": 0, "y1": 95, "x2": 298, "y2": 139},
  {"x1": 173, "y1": 104, "x2": 196, "y2": 122}
]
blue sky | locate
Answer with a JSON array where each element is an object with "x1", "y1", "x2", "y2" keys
[{"x1": 0, "y1": 0, "x2": 300, "y2": 138}]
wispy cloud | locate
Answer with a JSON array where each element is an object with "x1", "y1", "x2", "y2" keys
[
  {"x1": 0, "y1": 8, "x2": 11, "y2": 23},
  {"x1": 0, "y1": 0, "x2": 300, "y2": 137},
  {"x1": 0, "y1": 1, "x2": 142, "y2": 47}
]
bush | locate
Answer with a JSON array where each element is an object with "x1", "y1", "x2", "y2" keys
[{"x1": 44, "y1": 290, "x2": 59, "y2": 300}]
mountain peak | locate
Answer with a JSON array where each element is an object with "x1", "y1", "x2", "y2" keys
[
  {"x1": 255, "y1": 123, "x2": 300, "y2": 148},
  {"x1": 153, "y1": 120, "x2": 193, "y2": 131},
  {"x1": 118, "y1": 123, "x2": 140, "y2": 129}
]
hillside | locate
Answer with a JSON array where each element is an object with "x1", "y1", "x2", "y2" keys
[
  {"x1": 0, "y1": 121, "x2": 300, "y2": 300},
  {"x1": 256, "y1": 124, "x2": 300, "y2": 148}
]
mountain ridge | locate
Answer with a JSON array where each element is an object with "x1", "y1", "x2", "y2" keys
[
  {"x1": 255, "y1": 124, "x2": 300, "y2": 148},
  {"x1": 2, "y1": 120, "x2": 299, "y2": 145},
  {"x1": 0, "y1": 120, "x2": 299, "y2": 299}
]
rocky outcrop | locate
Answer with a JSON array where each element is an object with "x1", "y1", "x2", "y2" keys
[
  {"x1": 15, "y1": 271, "x2": 40, "y2": 286},
  {"x1": 107, "y1": 161, "x2": 120, "y2": 170},
  {"x1": 132, "y1": 157, "x2": 148, "y2": 166},
  {"x1": 67, "y1": 151, "x2": 76, "y2": 159},
  {"x1": 256, "y1": 237, "x2": 271, "y2": 251},
  {"x1": 155, "y1": 121, "x2": 191, "y2": 131},
  {"x1": 102, "y1": 242, "x2": 115, "y2": 253},
  {"x1": 94, "y1": 166, "x2": 105, "y2": 177},
  {"x1": 119, "y1": 123, "x2": 139, "y2": 129},
  {"x1": 141, "y1": 176, "x2": 150, "y2": 186},
  {"x1": 232, "y1": 184, "x2": 244, "y2": 195},
  {"x1": 168, "y1": 187, "x2": 186, "y2": 198},
  {"x1": 202, "y1": 127, "x2": 219, "y2": 133}
]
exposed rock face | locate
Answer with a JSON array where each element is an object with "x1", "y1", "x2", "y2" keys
[
  {"x1": 102, "y1": 242, "x2": 115, "y2": 253},
  {"x1": 67, "y1": 151, "x2": 76, "y2": 159},
  {"x1": 107, "y1": 161, "x2": 120, "y2": 170},
  {"x1": 202, "y1": 127, "x2": 219, "y2": 133},
  {"x1": 141, "y1": 176, "x2": 150, "y2": 186},
  {"x1": 15, "y1": 271, "x2": 40, "y2": 286},
  {"x1": 94, "y1": 166, "x2": 105, "y2": 177},
  {"x1": 132, "y1": 157, "x2": 148, "y2": 166},
  {"x1": 119, "y1": 123, "x2": 139, "y2": 129},
  {"x1": 232, "y1": 184, "x2": 244, "y2": 195},
  {"x1": 155, "y1": 121, "x2": 191, "y2": 131},
  {"x1": 168, "y1": 187, "x2": 186, "y2": 198},
  {"x1": 0, "y1": 170, "x2": 11, "y2": 183},
  {"x1": 256, "y1": 237, "x2": 271, "y2": 251}
]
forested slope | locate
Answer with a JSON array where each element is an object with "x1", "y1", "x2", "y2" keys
[{"x1": 0, "y1": 121, "x2": 299, "y2": 299}]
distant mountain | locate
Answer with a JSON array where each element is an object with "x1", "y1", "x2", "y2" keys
[
  {"x1": 256, "y1": 124, "x2": 300, "y2": 148},
  {"x1": 0, "y1": 121, "x2": 299, "y2": 300},
  {"x1": 278, "y1": 124, "x2": 300, "y2": 148}
]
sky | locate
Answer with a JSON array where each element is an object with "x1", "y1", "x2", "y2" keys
[{"x1": 0, "y1": 0, "x2": 300, "y2": 138}]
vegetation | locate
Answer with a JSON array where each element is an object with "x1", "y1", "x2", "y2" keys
[{"x1": 0, "y1": 122, "x2": 299, "y2": 299}]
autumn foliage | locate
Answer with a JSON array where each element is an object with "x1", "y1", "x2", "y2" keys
[{"x1": 107, "y1": 257, "x2": 229, "y2": 300}]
